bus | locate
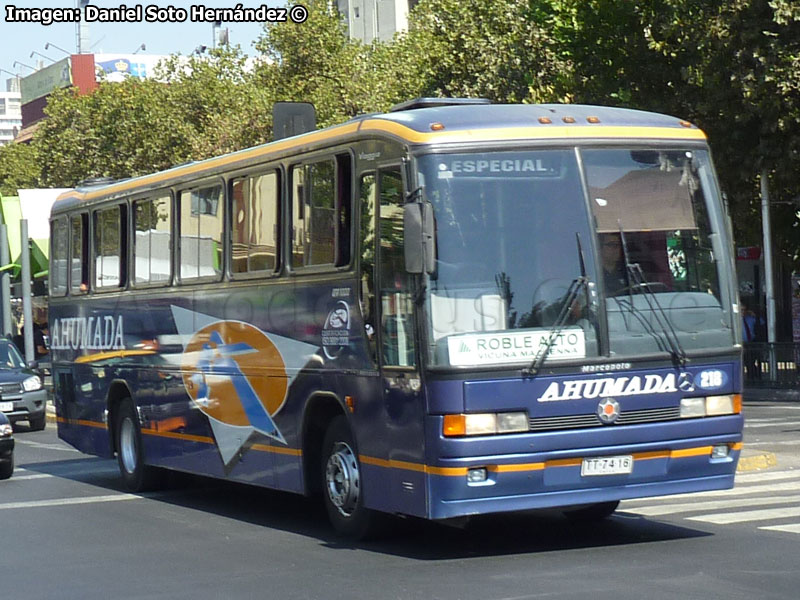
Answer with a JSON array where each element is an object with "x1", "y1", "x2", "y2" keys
[{"x1": 49, "y1": 99, "x2": 744, "y2": 538}]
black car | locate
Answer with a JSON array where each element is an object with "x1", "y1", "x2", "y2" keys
[
  {"x1": 0, "y1": 411, "x2": 13, "y2": 479},
  {"x1": 0, "y1": 337, "x2": 48, "y2": 430}
]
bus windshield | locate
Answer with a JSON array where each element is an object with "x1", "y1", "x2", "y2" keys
[{"x1": 417, "y1": 147, "x2": 734, "y2": 368}]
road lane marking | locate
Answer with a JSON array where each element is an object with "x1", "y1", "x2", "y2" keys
[
  {"x1": 0, "y1": 495, "x2": 142, "y2": 510},
  {"x1": 15, "y1": 440, "x2": 81, "y2": 452},
  {"x1": 623, "y1": 495, "x2": 799, "y2": 517},
  {"x1": 623, "y1": 480, "x2": 800, "y2": 505},
  {"x1": 740, "y1": 440, "x2": 800, "y2": 447},
  {"x1": 11, "y1": 473, "x2": 53, "y2": 481},
  {"x1": 760, "y1": 523, "x2": 800, "y2": 534},
  {"x1": 744, "y1": 420, "x2": 800, "y2": 428},
  {"x1": 735, "y1": 470, "x2": 800, "y2": 483},
  {"x1": 687, "y1": 506, "x2": 800, "y2": 524}
]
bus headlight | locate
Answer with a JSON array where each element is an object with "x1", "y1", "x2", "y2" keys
[
  {"x1": 680, "y1": 394, "x2": 741, "y2": 418},
  {"x1": 443, "y1": 412, "x2": 528, "y2": 436}
]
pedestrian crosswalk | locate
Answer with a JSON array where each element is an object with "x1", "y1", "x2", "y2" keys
[{"x1": 620, "y1": 468, "x2": 800, "y2": 535}]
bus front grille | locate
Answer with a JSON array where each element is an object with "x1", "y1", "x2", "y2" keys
[{"x1": 528, "y1": 406, "x2": 682, "y2": 431}]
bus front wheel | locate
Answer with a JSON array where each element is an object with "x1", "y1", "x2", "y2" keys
[
  {"x1": 115, "y1": 399, "x2": 160, "y2": 492},
  {"x1": 320, "y1": 416, "x2": 384, "y2": 539}
]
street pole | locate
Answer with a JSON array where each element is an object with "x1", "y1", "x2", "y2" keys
[
  {"x1": 761, "y1": 169, "x2": 777, "y2": 380},
  {"x1": 0, "y1": 225, "x2": 11, "y2": 336},
  {"x1": 21, "y1": 220, "x2": 33, "y2": 363}
]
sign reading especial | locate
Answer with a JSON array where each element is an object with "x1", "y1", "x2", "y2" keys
[{"x1": 448, "y1": 328, "x2": 585, "y2": 367}]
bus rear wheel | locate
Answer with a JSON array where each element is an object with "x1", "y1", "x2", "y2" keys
[
  {"x1": 320, "y1": 416, "x2": 384, "y2": 539},
  {"x1": 115, "y1": 399, "x2": 160, "y2": 492}
]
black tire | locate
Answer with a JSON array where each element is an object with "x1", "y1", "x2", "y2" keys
[
  {"x1": 320, "y1": 415, "x2": 384, "y2": 539},
  {"x1": 115, "y1": 399, "x2": 160, "y2": 492},
  {"x1": 29, "y1": 414, "x2": 46, "y2": 431},
  {"x1": 0, "y1": 456, "x2": 13, "y2": 480},
  {"x1": 563, "y1": 500, "x2": 620, "y2": 523}
]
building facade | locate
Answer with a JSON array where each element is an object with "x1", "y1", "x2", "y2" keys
[
  {"x1": 0, "y1": 88, "x2": 22, "y2": 146},
  {"x1": 336, "y1": 0, "x2": 415, "y2": 43}
]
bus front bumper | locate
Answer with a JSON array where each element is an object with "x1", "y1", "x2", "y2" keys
[{"x1": 424, "y1": 435, "x2": 740, "y2": 520}]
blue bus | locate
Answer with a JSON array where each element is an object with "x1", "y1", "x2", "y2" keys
[{"x1": 49, "y1": 99, "x2": 743, "y2": 538}]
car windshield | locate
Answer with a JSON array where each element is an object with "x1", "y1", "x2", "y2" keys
[
  {"x1": 416, "y1": 147, "x2": 734, "y2": 368},
  {"x1": 0, "y1": 340, "x2": 25, "y2": 370}
]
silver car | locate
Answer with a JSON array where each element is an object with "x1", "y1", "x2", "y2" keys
[{"x1": 0, "y1": 338, "x2": 48, "y2": 431}]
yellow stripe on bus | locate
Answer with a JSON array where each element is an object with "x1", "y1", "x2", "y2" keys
[
  {"x1": 58, "y1": 121, "x2": 706, "y2": 204},
  {"x1": 56, "y1": 416, "x2": 108, "y2": 429},
  {"x1": 360, "y1": 443, "x2": 725, "y2": 477}
]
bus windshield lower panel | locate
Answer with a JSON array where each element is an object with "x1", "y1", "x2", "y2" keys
[{"x1": 417, "y1": 147, "x2": 734, "y2": 369}]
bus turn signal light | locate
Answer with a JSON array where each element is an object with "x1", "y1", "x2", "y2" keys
[{"x1": 443, "y1": 412, "x2": 528, "y2": 437}]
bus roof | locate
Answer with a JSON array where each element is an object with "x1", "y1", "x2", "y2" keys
[{"x1": 52, "y1": 102, "x2": 706, "y2": 212}]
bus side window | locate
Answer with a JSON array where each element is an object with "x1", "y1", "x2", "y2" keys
[
  {"x1": 231, "y1": 170, "x2": 280, "y2": 275},
  {"x1": 179, "y1": 184, "x2": 224, "y2": 281},
  {"x1": 93, "y1": 205, "x2": 126, "y2": 289},
  {"x1": 359, "y1": 173, "x2": 377, "y2": 366},
  {"x1": 335, "y1": 154, "x2": 352, "y2": 267},
  {"x1": 70, "y1": 214, "x2": 89, "y2": 293},
  {"x1": 133, "y1": 195, "x2": 172, "y2": 286},
  {"x1": 291, "y1": 155, "x2": 351, "y2": 269},
  {"x1": 50, "y1": 218, "x2": 69, "y2": 297},
  {"x1": 378, "y1": 168, "x2": 416, "y2": 368}
]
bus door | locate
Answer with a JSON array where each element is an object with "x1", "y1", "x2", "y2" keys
[{"x1": 359, "y1": 166, "x2": 426, "y2": 516}]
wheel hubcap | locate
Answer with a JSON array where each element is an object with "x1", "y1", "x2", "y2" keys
[
  {"x1": 119, "y1": 417, "x2": 138, "y2": 474},
  {"x1": 325, "y1": 442, "x2": 360, "y2": 517}
]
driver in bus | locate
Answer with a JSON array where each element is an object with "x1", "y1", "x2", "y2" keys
[{"x1": 600, "y1": 233, "x2": 628, "y2": 296}]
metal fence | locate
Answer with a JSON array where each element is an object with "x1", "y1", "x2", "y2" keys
[{"x1": 743, "y1": 343, "x2": 800, "y2": 387}]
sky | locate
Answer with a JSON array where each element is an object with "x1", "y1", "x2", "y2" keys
[{"x1": 1, "y1": 1, "x2": 281, "y2": 88}]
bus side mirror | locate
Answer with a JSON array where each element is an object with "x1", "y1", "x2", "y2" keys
[{"x1": 404, "y1": 202, "x2": 435, "y2": 274}]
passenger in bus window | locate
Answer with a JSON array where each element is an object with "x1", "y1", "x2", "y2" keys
[{"x1": 600, "y1": 234, "x2": 628, "y2": 296}]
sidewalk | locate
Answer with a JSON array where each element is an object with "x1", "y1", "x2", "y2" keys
[{"x1": 744, "y1": 386, "x2": 800, "y2": 403}]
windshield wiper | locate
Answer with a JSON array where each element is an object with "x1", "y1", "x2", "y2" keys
[
  {"x1": 523, "y1": 234, "x2": 591, "y2": 377},
  {"x1": 618, "y1": 226, "x2": 687, "y2": 366}
]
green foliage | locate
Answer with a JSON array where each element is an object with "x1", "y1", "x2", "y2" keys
[
  {"x1": 1, "y1": 0, "x2": 798, "y2": 272},
  {"x1": 0, "y1": 142, "x2": 40, "y2": 196},
  {"x1": 400, "y1": 0, "x2": 573, "y2": 103},
  {"x1": 254, "y1": 1, "x2": 399, "y2": 125}
]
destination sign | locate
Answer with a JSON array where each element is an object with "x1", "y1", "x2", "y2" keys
[{"x1": 447, "y1": 328, "x2": 585, "y2": 367}]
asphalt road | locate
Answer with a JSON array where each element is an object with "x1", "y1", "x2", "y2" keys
[{"x1": 3, "y1": 400, "x2": 799, "y2": 600}]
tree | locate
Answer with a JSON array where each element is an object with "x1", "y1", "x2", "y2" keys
[
  {"x1": 0, "y1": 142, "x2": 40, "y2": 196},
  {"x1": 400, "y1": 0, "x2": 573, "y2": 103},
  {"x1": 254, "y1": 1, "x2": 400, "y2": 126},
  {"x1": 30, "y1": 46, "x2": 272, "y2": 189}
]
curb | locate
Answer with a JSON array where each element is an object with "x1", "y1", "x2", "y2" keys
[{"x1": 736, "y1": 450, "x2": 778, "y2": 472}]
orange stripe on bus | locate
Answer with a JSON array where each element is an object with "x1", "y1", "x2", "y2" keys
[
  {"x1": 59, "y1": 122, "x2": 705, "y2": 205},
  {"x1": 360, "y1": 443, "x2": 720, "y2": 477},
  {"x1": 251, "y1": 443, "x2": 303, "y2": 457},
  {"x1": 56, "y1": 416, "x2": 108, "y2": 429}
]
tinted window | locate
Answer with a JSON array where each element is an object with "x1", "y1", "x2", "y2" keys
[
  {"x1": 50, "y1": 218, "x2": 68, "y2": 296},
  {"x1": 70, "y1": 215, "x2": 88, "y2": 293},
  {"x1": 134, "y1": 195, "x2": 172, "y2": 285},
  {"x1": 94, "y1": 206, "x2": 124, "y2": 289},
  {"x1": 231, "y1": 171, "x2": 279, "y2": 275},
  {"x1": 180, "y1": 184, "x2": 223, "y2": 280},
  {"x1": 292, "y1": 160, "x2": 336, "y2": 268}
]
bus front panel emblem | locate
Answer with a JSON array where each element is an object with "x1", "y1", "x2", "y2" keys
[{"x1": 597, "y1": 398, "x2": 620, "y2": 424}]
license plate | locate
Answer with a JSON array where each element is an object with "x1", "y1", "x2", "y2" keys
[
  {"x1": 0, "y1": 401, "x2": 12, "y2": 412},
  {"x1": 581, "y1": 455, "x2": 634, "y2": 476}
]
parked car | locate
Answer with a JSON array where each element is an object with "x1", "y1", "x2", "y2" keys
[
  {"x1": 0, "y1": 337, "x2": 48, "y2": 431},
  {"x1": 0, "y1": 411, "x2": 13, "y2": 479}
]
